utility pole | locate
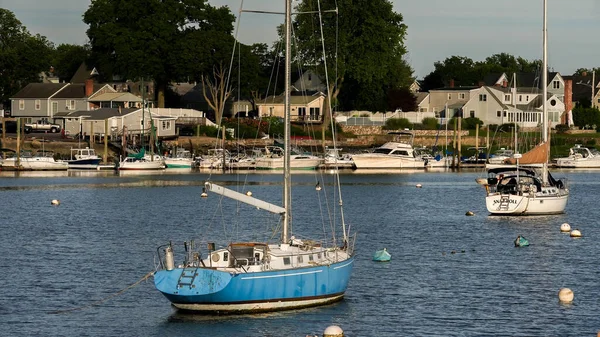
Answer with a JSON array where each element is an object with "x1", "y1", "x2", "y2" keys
[{"x1": 592, "y1": 70, "x2": 596, "y2": 109}]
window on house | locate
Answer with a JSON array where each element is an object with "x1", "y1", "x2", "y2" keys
[
  {"x1": 553, "y1": 80, "x2": 560, "y2": 89},
  {"x1": 69, "y1": 100, "x2": 76, "y2": 110},
  {"x1": 309, "y1": 107, "x2": 320, "y2": 120},
  {"x1": 269, "y1": 107, "x2": 274, "y2": 116},
  {"x1": 503, "y1": 111, "x2": 507, "y2": 117},
  {"x1": 459, "y1": 93, "x2": 465, "y2": 99},
  {"x1": 470, "y1": 110, "x2": 475, "y2": 118},
  {"x1": 448, "y1": 93, "x2": 452, "y2": 100},
  {"x1": 35, "y1": 100, "x2": 41, "y2": 110},
  {"x1": 497, "y1": 111, "x2": 501, "y2": 117},
  {"x1": 504, "y1": 94, "x2": 510, "y2": 102},
  {"x1": 479, "y1": 94, "x2": 487, "y2": 101},
  {"x1": 526, "y1": 95, "x2": 529, "y2": 101},
  {"x1": 19, "y1": 100, "x2": 24, "y2": 110},
  {"x1": 420, "y1": 108, "x2": 427, "y2": 112},
  {"x1": 298, "y1": 107, "x2": 306, "y2": 118},
  {"x1": 519, "y1": 95, "x2": 522, "y2": 102}
]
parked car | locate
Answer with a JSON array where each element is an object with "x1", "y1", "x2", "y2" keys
[{"x1": 24, "y1": 120, "x2": 61, "y2": 133}]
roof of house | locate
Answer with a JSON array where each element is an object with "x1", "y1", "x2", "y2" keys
[
  {"x1": 89, "y1": 92, "x2": 142, "y2": 102},
  {"x1": 10, "y1": 83, "x2": 69, "y2": 99},
  {"x1": 52, "y1": 83, "x2": 107, "y2": 99},
  {"x1": 56, "y1": 108, "x2": 140, "y2": 119},
  {"x1": 415, "y1": 92, "x2": 429, "y2": 104},
  {"x1": 70, "y1": 62, "x2": 100, "y2": 83},
  {"x1": 430, "y1": 86, "x2": 479, "y2": 92},
  {"x1": 257, "y1": 92, "x2": 324, "y2": 105}
]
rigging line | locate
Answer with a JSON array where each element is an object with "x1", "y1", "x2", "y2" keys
[
  {"x1": 49, "y1": 271, "x2": 154, "y2": 314},
  {"x1": 317, "y1": 0, "x2": 345, "y2": 245}
]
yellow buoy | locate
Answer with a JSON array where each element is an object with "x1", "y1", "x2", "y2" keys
[
  {"x1": 465, "y1": 211, "x2": 474, "y2": 216},
  {"x1": 416, "y1": 183, "x2": 422, "y2": 188},
  {"x1": 560, "y1": 223, "x2": 571, "y2": 232},
  {"x1": 323, "y1": 325, "x2": 344, "y2": 337},
  {"x1": 558, "y1": 288, "x2": 574, "y2": 303},
  {"x1": 570, "y1": 229, "x2": 582, "y2": 238},
  {"x1": 51, "y1": 199, "x2": 60, "y2": 206}
]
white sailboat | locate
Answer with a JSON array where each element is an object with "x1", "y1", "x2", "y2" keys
[
  {"x1": 153, "y1": 0, "x2": 355, "y2": 313},
  {"x1": 118, "y1": 79, "x2": 165, "y2": 171},
  {"x1": 478, "y1": 0, "x2": 569, "y2": 215}
]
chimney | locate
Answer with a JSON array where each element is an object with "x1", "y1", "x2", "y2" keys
[
  {"x1": 85, "y1": 78, "x2": 94, "y2": 97},
  {"x1": 449, "y1": 79, "x2": 455, "y2": 88},
  {"x1": 478, "y1": 81, "x2": 485, "y2": 87},
  {"x1": 502, "y1": 80, "x2": 508, "y2": 88},
  {"x1": 563, "y1": 79, "x2": 573, "y2": 124}
]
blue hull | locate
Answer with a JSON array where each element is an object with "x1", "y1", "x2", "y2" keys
[{"x1": 154, "y1": 257, "x2": 354, "y2": 313}]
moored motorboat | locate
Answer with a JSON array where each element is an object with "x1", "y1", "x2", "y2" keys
[
  {"x1": 351, "y1": 132, "x2": 425, "y2": 169},
  {"x1": 555, "y1": 144, "x2": 600, "y2": 168},
  {"x1": 0, "y1": 151, "x2": 68, "y2": 171},
  {"x1": 67, "y1": 147, "x2": 102, "y2": 169}
]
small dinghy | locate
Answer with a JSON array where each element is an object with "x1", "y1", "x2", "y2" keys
[
  {"x1": 373, "y1": 248, "x2": 391, "y2": 262},
  {"x1": 514, "y1": 235, "x2": 529, "y2": 247}
]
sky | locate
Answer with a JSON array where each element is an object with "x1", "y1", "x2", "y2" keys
[{"x1": 2, "y1": 0, "x2": 599, "y2": 79}]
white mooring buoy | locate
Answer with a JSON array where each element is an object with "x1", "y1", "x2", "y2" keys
[
  {"x1": 558, "y1": 288, "x2": 574, "y2": 303},
  {"x1": 416, "y1": 183, "x2": 422, "y2": 188},
  {"x1": 570, "y1": 229, "x2": 582, "y2": 238},
  {"x1": 323, "y1": 325, "x2": 344, "y2": 337},
  {"x1": 51, "y1": 199, "x2": 60, "y2": 206},
  {"x1": 246, "y1": 191, "x2": 253, "y2": 196},
  {"x1": 560, "y1": 223, "x2": 571, "y2": 232},
  {"x1": 465, "y1": 211, "x2": 474, "y2": 216}
]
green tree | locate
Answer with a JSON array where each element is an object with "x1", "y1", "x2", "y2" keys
[
  {"x1": 51, "y1": 44, "x2": 90, "y2": 82},
  {"x1": 422, "y1": 53, "x2": 542, "y2": 91},
  {"x1": 0, "y1": 9, "x2": 53, "y2": 105},
  {"x1": 83, "y1": 0, "x2": 235, "y2": 108},
  {"x1": 572, "y1": 106, "x2": 600, "y2": 128},
  {"x1": 294, "y1": 0, "x2": 412, "y2": 113}
]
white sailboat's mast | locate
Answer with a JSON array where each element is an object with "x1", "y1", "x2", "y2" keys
[
  {"x1": 542, "y1": 0, "x2": 548, "y2": 184},
  {"x1": 282, "y1": 0, "x2": 292, "y2": 244}
]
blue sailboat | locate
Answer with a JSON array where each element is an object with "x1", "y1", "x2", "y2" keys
[{"x1": 153, "y1": 0, "x2": 355, "y2": 313}]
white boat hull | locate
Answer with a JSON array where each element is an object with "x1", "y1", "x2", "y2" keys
[
  {"x1": 486, "y1": 192, "x2": 569, "y2": 215},
  {"x1": 352, "y1": 154, "x2": 425, "y2": 169},
  {"x1": 119, "y1": 160, "x2": 165, "y2": 170},
  {"x1": 555, "y1": 158, "x2": 600, "y2": 168},
  {"x1": 256, "y1": 156, "x2": 322, "y2": 170},
  {"x1": 1, "y1": 158, "x2": 68, "y2": 171}
]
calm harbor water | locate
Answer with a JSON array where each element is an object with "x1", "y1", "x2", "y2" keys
[{"x1": 1, "y1": 168, "x2": 599, "y2": 336}]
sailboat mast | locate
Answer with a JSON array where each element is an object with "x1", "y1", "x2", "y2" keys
[
  {"x1": 542, "y1": 0, "x2": 548, "y2": 183},
  {"x1": 142, "y1": 77, "x2": 145, "y2": 150},
  {"x1": 282, "y1": 0, "x2": 292, "y2": 244}
]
